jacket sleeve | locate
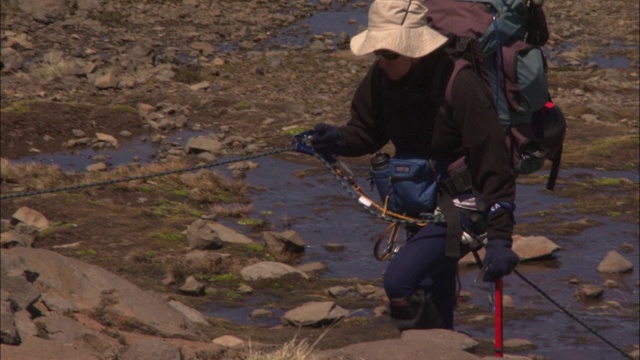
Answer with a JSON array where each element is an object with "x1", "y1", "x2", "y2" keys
[
  {"x1": 335, "y1": 65, "x2": 389, "y2": 157},
  {"x1": 449, "y1": 69, "x2": 516, "y2": 240}
]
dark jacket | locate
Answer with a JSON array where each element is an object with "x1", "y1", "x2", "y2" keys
[{"x1": 335, "y1": 49, "x2": 515, "y2": 241}]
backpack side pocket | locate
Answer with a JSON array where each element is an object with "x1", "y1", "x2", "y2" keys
[
  {"x1": 501, "y1": 40, "x2": 549, "y2": 124},
  {"x1": 387, "y1": 158, "x2": 439, "y2": 216},
  {"x1": 370, "y1": 166, "x2": 391, "y2": 206}
]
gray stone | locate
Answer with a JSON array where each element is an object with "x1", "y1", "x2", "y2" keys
[
  {"x1": 597, "y1": 250, "x2": 634, "y2": 274},
  {"x1": 12, "y1": 207, "x2": 49, "y2": 230},
  {"x1": 240, "y1": 261, "x2": 309, "y2": 281},
  {"x1": 281, "y1": 301, "x2": 350, "y2": 327},
  {"x1": 120, "y1": 338, "x2": 182, "y2": 360}
]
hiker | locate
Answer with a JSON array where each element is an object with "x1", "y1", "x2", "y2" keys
[{"x1": 310, "y1": 0, "x2": 519, "y2": 330}]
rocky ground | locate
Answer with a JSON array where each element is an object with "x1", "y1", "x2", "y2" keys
[{"x1": 1, "y1": 0, "x2": 639, "y2": 359}]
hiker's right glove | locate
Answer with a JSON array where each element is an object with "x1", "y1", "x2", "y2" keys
[
  {"x1": 311, "y1": 123, "x2": 345, "y2": 156},
  {"x1": 482, "y1": 238, "x2": 519, "y2": 282}
]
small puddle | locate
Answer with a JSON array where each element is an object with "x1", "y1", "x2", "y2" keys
[{"x1": 15, "y1": 129, "x2": 204, "y2": 171}]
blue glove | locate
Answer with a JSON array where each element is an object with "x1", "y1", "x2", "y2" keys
[
  {"x1": 482, "y1": 239, "x2": 519, "y2": 282},
  {"x1": 311, "y1": 123, "x2": 345, "y2": 156}
]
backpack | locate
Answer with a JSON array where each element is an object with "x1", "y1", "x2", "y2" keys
[{"x1": 424, "y1": 0, "x2": 566, "y2": 191}]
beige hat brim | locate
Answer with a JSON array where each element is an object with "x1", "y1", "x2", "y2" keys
[{"x1": 350, "y1": 26, "x2": 448, "y2": 58}]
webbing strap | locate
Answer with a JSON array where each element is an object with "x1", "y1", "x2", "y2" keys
[
  {"x1": 438, "y1": 189, "x2": 462, "y2": 258},
  {"x1": 439, "y1": 167, "x2": 473, "y2": 195},
  {"x1": 546, "y1": 144, "x2": 562, "y2": 190}
]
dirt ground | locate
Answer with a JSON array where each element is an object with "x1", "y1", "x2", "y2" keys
[{"x1": 1, "y1": 0, "x2": 639, "y2": 356}]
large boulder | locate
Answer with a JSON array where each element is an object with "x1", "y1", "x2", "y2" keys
[{"x1": 1, "y1": 247, "x2": 206, "y2": 339}]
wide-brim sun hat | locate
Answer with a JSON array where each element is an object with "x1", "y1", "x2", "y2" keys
[{"x1": 350, "y1": 0, "x2": 448, "y2": 58}]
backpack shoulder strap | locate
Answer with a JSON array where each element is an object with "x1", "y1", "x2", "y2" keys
[
  {"x1": 443, "y1": 36, "x2": 486, "y2": 106},
  {"x1": 444, "y1": 58, "x2": 473, "y2": 107}
]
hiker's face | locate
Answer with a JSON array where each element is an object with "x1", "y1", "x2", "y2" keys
[{"x1": 376, "y1": 54, "x2": 412, "y2": 80}]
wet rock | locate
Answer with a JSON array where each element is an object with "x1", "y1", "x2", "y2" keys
[
  {"x1": 86, "y1": 162, "x2": 107, "y2": 172},
  {"x1": 296, "y1": 261, "x2": 326, "y2": 274},
  {"x1": 185, "y1": 136, "x2": 223, "y2": 154},
  {"x1": 327, "y1": 285, "x2": 354, "y2": 298},
  {"x1": 186, "y1": 219, "x2": 224, "y2": 250},
  {"x1": 71, "y1": 129, "x2": 85, "y2": 137},
  {"x1": 18, "y1": 0, "x2": 68, "y2": 23},
  {"x1": 0, "y1": 48, "x2": 24, "y2": 73},
  {"x1": 94, "y1": 68, "x2": 120, "y2": 89},
  {"x1": 1, "y1": 291, "x2": 20, "y2": 345},
  {"x1": 262, "y1": 230, "x2": 306, "y2": 254},
  {"x1": 512, "y1": 235, "x2": 561, "y2": 261},
  {"x1": 178, "y1": 276, "x2": 206, "y2": 296},
  {"x1": 95, "y1": 133, "x2": 119, "y2": 148},
  {"x1": 62, "y1": 137, "x2": 92, "y2": 148},
  {"x1": 323, "y1": 242, "x2": 346, "y2": 252},
  {"x1": 250, "y1": 308, "x2": 274, "y2": 319},
  {"x1": 183, "y1": 250, "x2": 230, "y2": 270},
  {"x1": 237, "y1": 284, "x2": 253, "y2": 294},
  {"x1": 281, "y1": 301, "x2": 350, "y2": 327},
  {"x1": 574, "y1": 284, "x2": 604, "y2": 299},
  {"x1": 504, "y1": 338, "x2": 537, "y2": 351},
  {"x1": 1, "y1": 273, "x2": 40, "y2": 311},
  {"x1": 5, "y1": 33, "x2": 34, "y2": 50},
  {"x1": 12, "y1": 207, "x2": 49, "y2": 230},
  {"x1": 2, "y1": 248, "x2": 203, "y2": 338},
  {"x1": 1, "y1": 230, "x2": 30, "y2": 248},
  {"x1": 120, "y1": 338, "x2": 182, "y2": 360},
  {"x1": 603, "y1": 279, "x2": 619, "y2": 289},
  {"x1": 212, "y1": 335, "x2": 244, "y2": 349},
  {"x1": 188, "y1": 81, "x2": 210, "y2": 91},
  {"x1": 597, "y1": 250, "x2": 634, "y2": 274},
  {"x1": 240, "y1": 261, "x2": 309, "y2": 281},
  {"x1": 316, "y1": 329, "x2": 481, "y2": 360},
  {"x1": 137, "y1": 103, "x2": 155, "y2": 118}
]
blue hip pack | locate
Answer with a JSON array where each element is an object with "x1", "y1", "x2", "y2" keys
[{"x1": 370, "y1": 154, "x2": 444, "y2": 217}]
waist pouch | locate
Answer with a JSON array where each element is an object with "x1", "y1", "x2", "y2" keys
[{"x1": 370, "y1": 156, "x2": 441, "y2": 217}]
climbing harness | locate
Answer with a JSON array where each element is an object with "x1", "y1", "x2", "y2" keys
[{"x1": 0, "y1": 133, "x2": 633, "y2": 359}]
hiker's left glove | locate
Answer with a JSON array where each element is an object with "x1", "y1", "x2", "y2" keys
[
  {"x1": 482, "y1": 238, "x2": 519, "y2": 282},
  {"x1": 311, "y1": 123, "x2": 345, "y2": 156}
]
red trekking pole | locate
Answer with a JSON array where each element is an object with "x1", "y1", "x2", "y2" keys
[{"x1": 494, "y1": 278, "x2": 504, "y2": 357}]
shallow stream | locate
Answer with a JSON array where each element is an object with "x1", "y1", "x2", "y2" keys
[
  {"x1": 12, "y1": 2, "x2": 640, "y2": 358},
  {"x1": 17, "y1": 144, "x2": 640, "y2": 359}
]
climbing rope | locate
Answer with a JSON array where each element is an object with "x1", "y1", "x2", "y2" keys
[
  {"x1": 513, "y1": 269, "x2": 634, "y2": 359},
  {"x1": 0, "y1": 148, "x2": 291, "y2": 200},
  {"x1": 0, "y1": 142, "x2": 633, "y2": 358}
]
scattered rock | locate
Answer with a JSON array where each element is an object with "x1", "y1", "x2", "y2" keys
[
  {"x1": 597, "y1": 250, "x2": 634, "y2": 273},
  {"x1": 240, "y1": 261, "x2": 309, "y2": 281},
  {"x1": 281, "y1": 301, "x2": 350, "y2": 327}
]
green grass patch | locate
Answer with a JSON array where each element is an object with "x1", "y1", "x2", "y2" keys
[
  {"x1": 89, "y1": 10, "x2": 126, "y2": 25},
  {"x1": 237, "y1": 218, "x2": 264, "y2": 227},
  {"x1": 149, "y1": 231, "x2": 183, "y2": 243},
  {"x1": 212, "y1": 273, "x2": 240, "y2": 283},
  {"x1": 1, "y1": 100, "x2": 35, "y2": 113},
  {"x1": 111, "y1": 104, "x2": 138, "y2": 114},
  {"x1": 281, "y1": 126, "x2": 307, "y2": 137},
  {"x1": 232, "y1": 101, "x2": 252, "y2": 111},
  {"x1": 174, "y1": 189, "x2": 190, "y2": 197},
  {"x1": 76, "y1": 249, "x2": 98, "y2": 256},
  {"x1": 150, "y1": 199, "x2": 202, "y2": 218},
  {"x1": 246, "y1": 243, "x2": 264, "y2": 252},
  {"x1": 593, "y1": 178, "x2": 623, "y2": 186},
  {"x1": 259, "y1": 210, "x2": 273, "y2": 217}
]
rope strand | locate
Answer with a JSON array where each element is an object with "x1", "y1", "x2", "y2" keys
[{"x1": 513, "y1": 269, "x2": 633, "y2": 359}]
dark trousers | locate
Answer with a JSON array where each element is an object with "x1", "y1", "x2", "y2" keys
[{"x1": 383, "y1": 223, "x2": 469, "y2": 329}]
